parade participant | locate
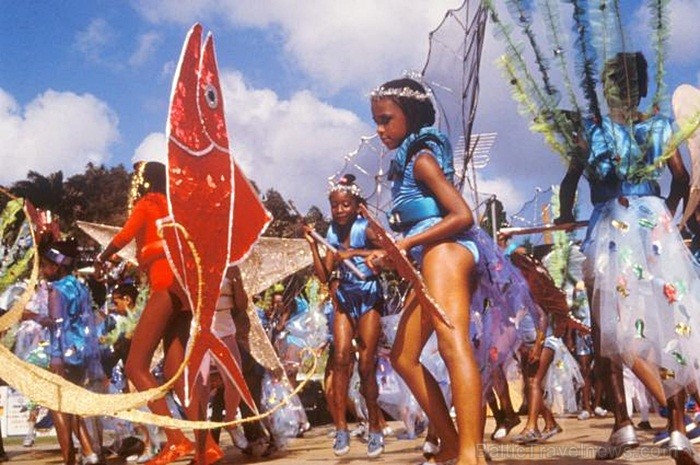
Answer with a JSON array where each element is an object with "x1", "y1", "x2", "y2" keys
[
  {"x1": 42, "y1": 238, "x2": 103, "y2": 465},
  {"x1": 556, "y1": 52, "x2": 700, "y2": 464},
  {"x1": 511, "y1": 314, "x2": 567, "y2": 444},
  {"x1": 304, "y1": 173, "x2": 386, "y2": 458},
  {"x1": 368, "y1": 78, "x2": 484, "y2": 465},
  {"x1": 209, "y1": 265, "x2": 248, "y2": 449},
  {"x1": 96, "y1": 161, "x2": 220, "y2": 465}
]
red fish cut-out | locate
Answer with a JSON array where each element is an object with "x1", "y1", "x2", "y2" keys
[{"x1": 162, "y1": 23, "x2": 271, "y2": 410}]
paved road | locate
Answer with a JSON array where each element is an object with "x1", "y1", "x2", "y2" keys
[{"x1": 2, "y1": 414, "x2": 686, "y2": 464}]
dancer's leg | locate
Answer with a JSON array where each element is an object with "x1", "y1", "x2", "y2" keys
[
  {"x1": 577, "y1": 354, "x2": 593, "y2": 414},
  {"x1": 423, "y1": 242, "x2": 481, "y2": 465},
  {"x1": 331, "y1": 309, "x2": 355, "y2": 432},
  {"x1": 125, "y1": 290, "x2": 190, "y2": 445},
  {"x1": 356, "y1": 308, "x2": 382, "y2": 433},
  {"x1": 51, "y1": 410, "x2": 76, "y2": 465},
  {"x1": 391, "y1": 292, "x2": 451, "y2": 457}
]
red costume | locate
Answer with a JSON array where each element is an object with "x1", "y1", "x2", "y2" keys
[{"x1": 110, "y1": 193, "x2": 173, "y2": 292}]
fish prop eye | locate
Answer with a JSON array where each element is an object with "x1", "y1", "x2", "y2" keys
[{"x1": 205, "y1": 84, "x2": 219, "y2": 109}]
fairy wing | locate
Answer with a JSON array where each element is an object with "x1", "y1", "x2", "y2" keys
[
  {"x1": 672, "y1": 84, "x2": 700, "y2": 228},
  {"x1": 420, "y1": 0, "x2": 488, "y2": 193}
]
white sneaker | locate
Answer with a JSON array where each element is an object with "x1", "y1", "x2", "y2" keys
[
  {"x1": 422, "y1": 439, "x2": 440, "y2": 456},
  {"x1": 594, "y1": 407, "x2": 609, "y2": 417},
  {"x1": 229, "y1": 426, "x2": 249, "y2": 450},
  {"x1": 22, "y1": 431, "x2": 35, "y2": 447},
  {"x1": 136, "y1": 452, "x2": 155, "y2": 464},
  {"x1": 492, "y1": 427, "x2": 508, "y2": 440},
  {"x1": 82, "y1": 453, "x2": 100, "y2": 465},
  {"x1": 577, "y1": 410, "x2": 591, "y2": 420}
]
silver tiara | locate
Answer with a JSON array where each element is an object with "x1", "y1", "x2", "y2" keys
[
  {"x1": 329, "y1": 181, "x2": 362, "y2": 198},
  {"x1": 370, "y1": 86, "x2": 430, "y2": 101}
]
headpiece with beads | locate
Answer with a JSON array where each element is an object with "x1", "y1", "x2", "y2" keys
[
  {"x1": 329, "y1": 174, "x2": 363, "y2": 201},
  {"x1": 370, "y1": 86, "x2": 431, "y2": 101}
]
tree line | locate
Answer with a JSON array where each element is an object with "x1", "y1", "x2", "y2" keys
[{"x1": 0, "y1": 163, "x2": 329, "y2": 245}]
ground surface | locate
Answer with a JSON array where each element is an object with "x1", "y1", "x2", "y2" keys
[{"x1": 2, "y1": 413, "x2": 689, "y2": 464}]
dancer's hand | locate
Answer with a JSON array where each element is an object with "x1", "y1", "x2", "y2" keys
[
  {"x1": 302, "y1": 225, "x2": 316, "y2": 245},
  {"x1": 366, "y1": 250, "x2": 388, "y2": 272}
]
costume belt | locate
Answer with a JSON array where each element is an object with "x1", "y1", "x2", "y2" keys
[
  {"x1": 140, "y1": 240, "x2": 166, "y2": 267},
  {"x1": 620, "y1": 180, "x2": 660, "y2": 197},
  {"x1": 387, "y1": 197, "x2": 443, "y2": 232}
]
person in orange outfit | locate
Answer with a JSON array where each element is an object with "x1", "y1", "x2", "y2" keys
[{"x1": 96, "y1": 161, "x2": 222, "y2": 465}]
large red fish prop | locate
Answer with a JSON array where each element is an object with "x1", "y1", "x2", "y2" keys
[{"x1": 160, "y1": 24, "x2": 271, "y2": 410}]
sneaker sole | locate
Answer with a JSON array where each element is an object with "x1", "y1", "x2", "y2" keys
[
  {"x1": 334, "y1": 446, "x2": 350, "y2": 456},
  {"x1": 367, "y1": 447, "x2": 384, "y2": 458}
]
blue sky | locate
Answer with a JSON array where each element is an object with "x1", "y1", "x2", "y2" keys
[{"x1": 1, "y1": 1, "x2": 699, "y2": 219}]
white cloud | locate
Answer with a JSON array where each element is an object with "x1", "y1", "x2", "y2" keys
[
  {"x1": 129, "y1": 32, "x2": 162, "y2": 67},
  {"x1": 75, "y1": 18, "x2": 115, "y2": 63},
  {"x1": 134, "y1": 70, "x2": 372, "y2": 211},
  {"x1": 133, "y1": 0, "x2": 461, "y2": 92},
  {"x1": 133, "y1": 132, "x2": 167, "y2": 165},
  {"x1": 0, "y1": 88, "x2": 119, "y2": 184},
  {"x1": 666, "y1": 0, "x2": 700, "y2": 64}
]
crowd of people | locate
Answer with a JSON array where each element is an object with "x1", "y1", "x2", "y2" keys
[{"x1": 0, "y1": 16, "x2": 700, "y2": 465}]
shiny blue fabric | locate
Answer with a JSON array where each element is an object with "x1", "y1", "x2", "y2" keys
[
  {"x1": 390, "y1": 127, "x2": 454, "y2": 211},
  {"x1": 585, "y1": 115, "x2": 671, "y2": 183},
  {"x1": 404, "y1": 217, "x2": 479, "y2": 266},
  {"x1": 326, "y1": 218, "x2": 383, "y2": 320},
  {"x1": 389, "y1": 127, "x2": 478, "y2": 264},
  {"x1": 582, "y1": 115, "x2": 669, "y2": 250},
  {"x1": 49, "y1": 275, "x2": 100, "y2": 368}
]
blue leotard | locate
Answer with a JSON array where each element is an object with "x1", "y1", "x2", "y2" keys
[
  {"x1": 388, "y1": 126, "x2": 479, "y2": 265},
  {"x1": 326, "y1": 217, "x2": 383, "y2": 320}
]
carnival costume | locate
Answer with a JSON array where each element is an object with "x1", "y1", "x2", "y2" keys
[
  {"x1": 582, "y1": 114, "x2": 700, "y2": 396},
  {"x1": 326, "y1": 218, "x2": 384, "y2": 321},
  {"x1": 109, "y1": 193, "x2": 174, "y2": 293},
  {"x1": 388, "y1": 126, "x2": 540, "y2": 390},
  {"x1": 49, "y1": 275, "x2": 103, "y2": 384}
]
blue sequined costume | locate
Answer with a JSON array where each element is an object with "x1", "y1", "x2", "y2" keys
[
  {"x1": 49, "y1": 275, "x2": 103, "y2": 383},
  {"x1": 326, "y1": 218, "x2": 384, "y2": 320},
  {"x1": 389, "y1": 127, "x2": 540, "y2": 392},
  {"x1": 582, "y1": 114, "x2": 700, "y2": 395}
]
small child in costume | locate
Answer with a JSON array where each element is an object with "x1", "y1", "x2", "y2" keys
[
  {"x1": 42, "y1": 238, "x2": 104, "y2": 465},
  {"x1": 305, "y1": 174, "x2": 386, "y2": 458}
]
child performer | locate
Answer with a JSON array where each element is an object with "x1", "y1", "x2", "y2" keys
[
  {"x1": 96, "y1": 161, "x2": 221, "y2": 465},
  {"x1": 556, "y1": 52, "x2": 700, "y2": 464},
  {"x1": 42, "y1": 238, "x2": 103, "y2": 465},
  {"x1": 304, "y1": 174, "x2": 386, "y2": 458},
  {"x1": 210, "y1": 265, "x2": 247, "y2": 447},
  {"x1": 368, "y1": 78, "x2": 484, "y2": 465}
]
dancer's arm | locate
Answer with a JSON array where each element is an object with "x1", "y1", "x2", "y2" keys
[{"x1": 666, "y1": 149, "x2": 690, "y2": 216}]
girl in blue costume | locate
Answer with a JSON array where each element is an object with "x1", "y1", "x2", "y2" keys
[
  {"x1": 304, "y1": 174, "x2": 386, "y2": 458},
  {"x1": 368, "y1": 78, "x2": 537, "y2": 465},
  {"x1": 557, "y1": 52, "x2": 700, "y2": 464},
  {"x1": 42, "y1": 238, "x2": 104, "y2": 465}
]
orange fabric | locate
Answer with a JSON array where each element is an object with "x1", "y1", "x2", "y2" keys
[{"x1": 111, "y1": 193, "x2": 173, "y2": 291}]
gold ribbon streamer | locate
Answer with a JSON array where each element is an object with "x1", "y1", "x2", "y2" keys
[{"x1": 0, "y1": 188, "x2": 318, "y2": 429}]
